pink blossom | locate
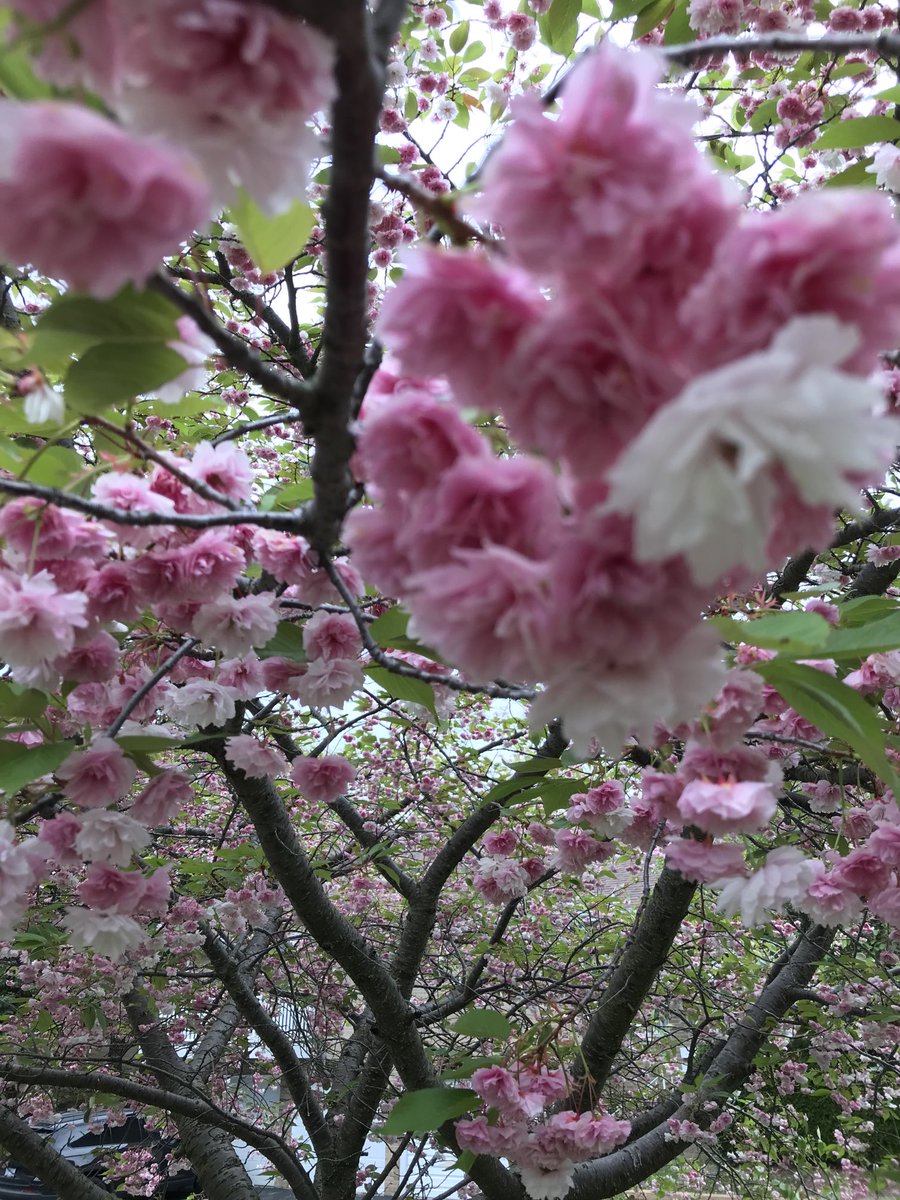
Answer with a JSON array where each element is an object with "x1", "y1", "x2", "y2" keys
[
  {"x1": 165, "y1": 680, "x2": 237, "y2": 728},
  {"x1": 254, "y1": 531, "x2": 317, "y2": 587},
  {"x1": 497, "y1": 296, "x2": 679, "y2": 477},
  {"x1": 483, "y1": 830, "x2": 519, "y2": 857},
  {"x1": 353, "y1": 391, "x2": 488, "y2": 493},
  {"x1": 0, "y1": 498, "x2": 85, "y2": 560},
  {"x1": 0, "y1": 568, "x2": 88, "y2": 676},
  {"x1": 681, "y1": 191, "x2": 900, "y2": 376},
  {"x1": 91, "y1": 473, "x2": 175, "y2": 551},
  {"x1": 0, "y1": 822, "x2": 44, "y2": 921},
  {"x1": 63, "y1": 908, "x2": 144, "y2": 960},
  {"x1": 295, "y1": 657, "x2": 363, "y2": 709},
  {"x1": 550, "y1": 829, "x2": 615, "y2": 875},
  {"x1": 218, "y1": 654, "x2": 264, "y2": 699},
  {"x1": 530, "y1": 626, "x2": 727, "y2": 756},
  {"x1": 688, "y1": 0, "x2": 745, "y2": 34},
  {"x1": 703, "y1": 669, "x2": 766, "y2": 747},
  {"x1": 57, "y1": 737, "x2": 138, "y2": 810},
  {"x1": 831, "y1": 849, "x2": 893, "y2": 896},
  {"x1": 869, "y1": 885, "x2": 900, "y2": 926},
  {"x1": 130, "y1": 770, "x2": 192, "y2": 826},
  {"x1": 140, "y1": 866, "x2": 172, "y2": 916},
  {"x1": 5, "y1": 0, "x2": 122, "y2": 92},
  {"x1": 260, "y1": 656, "x2": 309, "y2": 698},
  {"x1": 225, "y1": 735, "x2": 289, "y2": 780},
  {"x1": 0, "y1": 102, "x2": 210, "y2": 298},
  {"x1": 466, "y1": 43, "x2": 704, "y2": 282},
  {"x1": 680, "y1": 739, "x2": 778, "y2": 785},
  {"x1": 303, "y1": 611, "x2": 362, "y2": 662},
  {"x1": 74, "y1": 809, "x2": 152, "y2": 866},
  {"x1": 407, "y1": 546, "x2": 553, "y2": 682},
  {"x1": 176, "y1": 531, "x2": 246, "y2": 602},
  {"x1": 455, "y1": 1116, "x2": 525, "y2": 1156},
  {"x1": 473, "y1": 857, "x2": 530, "y2": 904},
  {"x1": 866, "y1": 821, "x2": 900, "y2": 867},
  {"x1": 401, "y1": 455, "x2": 562, "y2": 570},
  {"x1": 471, "y1": 1067, "x2": 533, "y2": 1119},
  {"x1": 797, "y1": 873, "x2": 865, "y2": 927},
  {"x1": 115, "y1": 0, "x2": 336, "y2": 212},
  {"x1": 77, "y1": 863, "x2": 149, "y2": 915},
  {"x1": 343, "y1": 502, "x2": 416, "y2": 596},
  {"x1": 38, "y1": 811, "x2": 83, "y2": 867},
  {"x1": 86, "y1": 562, "x2": 147, "y2": 624},
  {"x1": 716, "y1": 846, "x2": 821, "y2": 926},
  {"x1": 677, "y1": 778, "x2": 776, "y2": 837},
  {"x1": 190, "y1": 593, "x2": 279, "y2": 658},
  {"x1": 641, "y1": 770, "x2": 685, "y2": 822},
  {"x1": 290, "y1": 754, "x2": 356, "y2": 803},
  {"x1": 665, "y1": 837, "x2": 747, "y2": 883},
  {"x1": 184, "y1": 441, "x2": 254, "y2": 505},
  {"x1": 54, "y1": 632, "x2": 120, "y2": 683},
  {"x1": 567, "y1": 783, "x2": 631, "y2": 838},
  {"x1": 377, "y1": 247, "x2": 540, "y2": 410}
]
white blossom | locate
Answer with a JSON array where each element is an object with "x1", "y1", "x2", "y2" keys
[
  {"x1": 716, "y1": 846, "x2": 821, "y2": 926},
  {"x1": 64, "y1": 908, "x2": 144, "y2": 959},
  {"x1": 606, "y1": 316, "x2": 892, "y2": 585},
  {"x1": 867, "y1": 144, "x2": 900, "y2": 193}
]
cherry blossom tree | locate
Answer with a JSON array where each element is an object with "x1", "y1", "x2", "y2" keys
[{"x1": 0, "y1": 3, "x2": 897, "y2": 1200}]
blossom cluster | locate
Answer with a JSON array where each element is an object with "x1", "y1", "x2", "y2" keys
[
  {"x1": 0, "y1": 0, "x2": 335, "y2": 295},
  {"x1": 455, "y1": 1065, "x2": 630, "y2": 1200},
  {"x1": 350, "y1": 41, "x2": 897, "y2": 754}
]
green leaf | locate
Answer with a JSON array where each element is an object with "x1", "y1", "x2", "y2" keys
[
  {"x1": 831, "y1": 60, "x2": 872, "y2": 80},
  {"x1": 813, "y1": 115, "x2": 900, "y2": 151},
  {"x1": 452, "y1": 1010, "x2": 512, "y2": 1040},
  {"x1": 441, "y1": 1056, "x2": 504, "y2": 1081},
  {"x1": 0, "y1": 740, "x2": 75, "y2": 798},
  {"x1": 822, "y1": 158, "x2": 877, "y2": 188},
  {"x1": 258, "y1": 621, "x2": 308, "y2": 662},
  {"x1": 611, "y1": 0, "x2": 655, "y2": 15},
  {"x1": 838, "y1": 597, "x2": 899, "y2": 626},
  {"x1": 663, "y1": 0, "x2": 692, "y2": 45},
  {"x1": 65, "y1": 343, "x2": 190, "y2": 414},
  {"x1": 752, "y1": 660, "x2": 900, "y2": 791},
  {"x1": 37, "y1": 290, "x2": 180, "y2": 344},
  {"x1": 0, "y1": 12, "x2": 54, "y2": 99},
  {"x1": 368, "y1": 607, "x2": 442, "y2": 658},
  {"x1": 822, "y1": 612, "x2": 900, "y2": 660},
  {"x1": 748, "y1": 98, "x2": 778, "y2": 132},
  {"x1": 231, "y1": 191, "x2": 315, "y2": 274},
  {"x1": 449, "y1": 21, "x2": 469, "y2": 53},
  {"x1": 366, "y1": 667, "x2": 437, "y2": 717},
  {"x1": 545, "y1": 0, "x2": 582, "y2": 53},
  {"x1": 18, "y1": 445, "x2": 86, "y2": 489},
  {"x1": 538, "y1": 778, "x2": 585, "y2": 816},
  {"x1": 0, "y1": 683, "x2": 50, "y2": 721},
  {"x1": 464, "y1": 41, "x2": 486, "y2": 62},
  {"x1": 633, "y1": 0, "x2": 674, "y2": 38},
  {"x1": 711, "y1": 611, "x2": 831, "y2": 655},
  {"x1": 382, "y1": 1088, "x2": 478, "y2": 1135}
]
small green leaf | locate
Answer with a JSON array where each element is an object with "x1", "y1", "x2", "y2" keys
[
  {"x1": 382, "y1": 1088, "x2": 478, "y2": 1135},
  {"x1": 37, "y1": 290, "x2": 180, "y2": 344},
  {"x1": 822, "y1": 158, "x2": 877, "y2": 189},
  {"x1": 65, "y1": 343, "x2": 190, "y2": 414},
  {"x1": 366, "y1": 667, "x2": 437, "y2": 717},
  {"x1": 711, "y1": 611, "x2": 830, "y2": 655},
  {"x1": 538, "y1": 778, "x2": 586, "y2": 816},
  {"x1": 748, "y1": 98, "x2": 778, "y2": 132},
  {"x1": 0, "y1": 740, "x2": 76, "y2": 798},
  {"x1": 441, "y1": 1056, "x2": 504, "y2": 1081},
  {"x1": 663, "y1": 0, "x2": 692, "y2": 45},
  {"x1": 545, "y1": 0, "x2": 582, "y2": 52},
  {"x1": 0, "y1": 12, "x2": 54, "y2": 99},
  {"x1": 838, "y1": 597, "x2": 899, "y2": 626},
  {"x1": 752, "y1": 660, "x2": 900, "y2": 792},
  {"x1": 813, "y1": 115, "x2": 900, "y2": 151},
  {"x1": 452, "y1": 1010, "x2": 512, "y2": 1040},
  {"x1": 610, "y1": 0, "x2": 655, "y2": 16},
  {"x1": 258, "y1": 621, "x2": 308, "y2": 662},
  {"x1": 368, "y1": 607, "x2": 442, "y2": 658},
  {"x1": 449, "y1": 21, "x2": 469, "y2": 53},
  {"x1": 18, "y1": 445, "x2": 86, "y2": 490},
  {"x1": 0, "y1": 684, "x2": 50, "y2": 721},
  {"x1": 822, "y1": 611, "x2": 900, "y2": 660},
  {"x1": 231, "y1": 191, "x2": 315, "y2": 274},
  {"x1": 632, "y1": 0, "x2": 674, "y2": 38}
]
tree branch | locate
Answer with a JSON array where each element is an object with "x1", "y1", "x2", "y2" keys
[{"x1": 0, "y1": 1105, "x2": 112, "y2": 1200}]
